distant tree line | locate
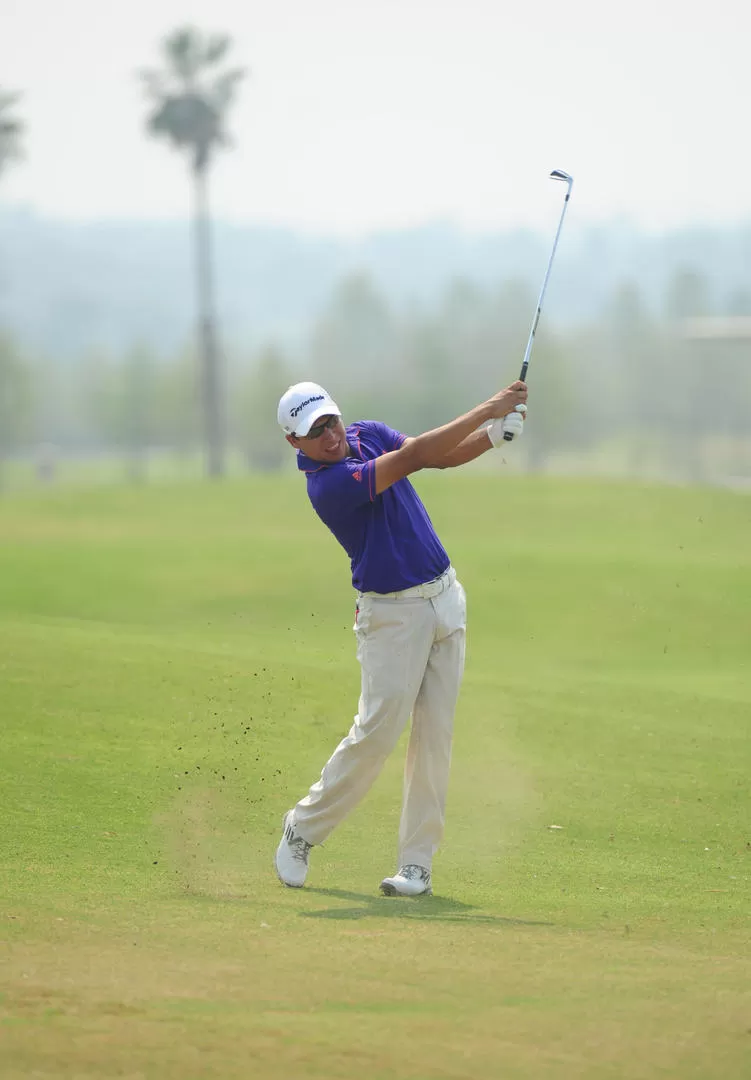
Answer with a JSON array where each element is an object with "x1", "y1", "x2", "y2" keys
[
  {"x1": 1, "y1": 32, "x2": 750, "y2": 489},
  {"x1": 1, "y1": 265, "x2": 749, "y2": 488}
]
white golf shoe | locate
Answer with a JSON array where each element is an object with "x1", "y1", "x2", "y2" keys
[
  {"x1": 275, "y1": 811, "x2": 312, "y2": 888},
  {"x1": 379, "y1": 864, "x2": 432, "y2": 897}
]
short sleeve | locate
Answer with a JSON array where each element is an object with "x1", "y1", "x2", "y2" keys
[
  {"x1": 364, "y1": 421, "x2": 406, "y2": 451},
  {"x1": 313, "y1": 457, "x2": 377, "y2": 516}
]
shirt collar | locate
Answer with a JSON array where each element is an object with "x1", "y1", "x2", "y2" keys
[{"x1": 296, "y1": 449, "x2": 326, "y2": 473}]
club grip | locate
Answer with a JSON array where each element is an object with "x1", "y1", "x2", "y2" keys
[{"x1": 502, "y1": 403, "x2": 526, "y2": 442}]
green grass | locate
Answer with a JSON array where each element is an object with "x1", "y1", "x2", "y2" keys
[{"x1": 0, "y1": 473, "x2": 749, "y2": 1079}]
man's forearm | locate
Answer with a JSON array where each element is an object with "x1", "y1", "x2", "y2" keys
[
  {"x1": 410, "y1": 403, "x2": 494, "y2": 469},
  {"x1": 425, "y1": 426, "x2": 494, "y2": 469}
]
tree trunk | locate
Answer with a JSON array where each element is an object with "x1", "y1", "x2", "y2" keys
[{"x1": 192, "y1": 164, "x2": 224, "y2": 478}]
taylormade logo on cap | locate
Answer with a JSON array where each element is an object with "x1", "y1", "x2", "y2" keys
[
  {"x1": 290, "y1": 394, "x2": 324, "y2": 417},
  {"x1": 277, "y1": 381, "x2": 342, "y2": 437}
]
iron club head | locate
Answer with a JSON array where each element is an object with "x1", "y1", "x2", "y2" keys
[{"x1": 550, "y1": 169, "x2": 573, "y2": 184}]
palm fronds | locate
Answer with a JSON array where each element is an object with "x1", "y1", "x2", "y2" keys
[
  {"x1": 0, "y1": 90, "x2": 23, "y2": 177},
  {"x1": 140, "y1": 26, "x2": 245, "y2": 173}
]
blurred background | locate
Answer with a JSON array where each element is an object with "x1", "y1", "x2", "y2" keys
[{"x1": 1, "y1": 0, "x2": 750, "y2": 490}]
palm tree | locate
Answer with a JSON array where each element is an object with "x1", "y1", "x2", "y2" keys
[
  {"x1": 0, "y1": 89, "x2": 23, "y2": 181},
  {"x1": 140, "y1": 27, "x2": 245, "y2": 477}
]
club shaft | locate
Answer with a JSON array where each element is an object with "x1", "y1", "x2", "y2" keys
[{"x1": 519, "y1": 183, "x2": 572, "y2": 382}]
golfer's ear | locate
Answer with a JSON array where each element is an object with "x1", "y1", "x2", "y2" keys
[{"x1": 285, "y1": 434, "x2": 299, "y2": 448}]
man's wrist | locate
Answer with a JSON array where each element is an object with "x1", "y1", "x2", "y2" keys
[{"x1": 479, "y1": 402, "x2": 497, "y2": 426}]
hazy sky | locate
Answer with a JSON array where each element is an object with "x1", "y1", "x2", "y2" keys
[{"x1": 1, "y1": 0, "x2": 749, "y2": 235}]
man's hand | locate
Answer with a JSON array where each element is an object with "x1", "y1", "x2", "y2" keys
[
  {"x1": 487, "y1": 407, "x2": 525, "y2": 447},
  {"x1": 486, "y1": 380, "x2": 528, "y2": 419}
]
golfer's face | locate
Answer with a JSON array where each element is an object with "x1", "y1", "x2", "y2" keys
[{"x1": 297, "y1": 415, "x2": 348, "y2": 462}]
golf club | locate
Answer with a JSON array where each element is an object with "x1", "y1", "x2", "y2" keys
[{"x1": 504, "y1": 169, "x2": 573, "y2": 441}]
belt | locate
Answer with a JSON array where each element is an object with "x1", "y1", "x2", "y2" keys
[{"x1": 358, "y1": 566, "x2": 456, "y2": 601}]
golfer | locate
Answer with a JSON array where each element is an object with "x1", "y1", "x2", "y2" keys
[{"x1": 275, "y1": 379, "x2": 528, "y2": 896}]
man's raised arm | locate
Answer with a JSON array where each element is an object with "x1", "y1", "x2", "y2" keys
[{"x1": 373, "y1": 381, "x2": 527, "y2": 495}]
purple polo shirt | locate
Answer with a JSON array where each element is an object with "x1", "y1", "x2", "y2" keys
[{"x1": 297, "y1": 421, "x2": 450, "y2": 593}]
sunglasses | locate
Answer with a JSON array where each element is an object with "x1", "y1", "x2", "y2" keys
[{"x1": 304, "y1": 415, "x2": 340, "y2": 439}]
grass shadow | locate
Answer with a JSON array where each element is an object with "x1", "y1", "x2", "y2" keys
[{"x1": 301, "y1": 888, "x2": 552, "y2": 925}]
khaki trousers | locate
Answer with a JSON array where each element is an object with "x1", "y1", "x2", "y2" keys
[{"x1": 293, "y1": 568, "x2": 466, "y2": 870}]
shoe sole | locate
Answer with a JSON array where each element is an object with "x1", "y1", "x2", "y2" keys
[
  {"x1": 275, "y1": 811, "x2": 305, "y2": 888},
  {"x1": 379, "y1": 882, "x2": 433, "y2": 897}
]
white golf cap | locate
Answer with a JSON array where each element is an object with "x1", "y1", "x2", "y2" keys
[{"x1": 277, "y1": 381, "x2": 341, "y2": 436}]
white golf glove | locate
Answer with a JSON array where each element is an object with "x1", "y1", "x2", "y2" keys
[{"x1": 487, "y1": 405, "x2": 526, "y2": 447}]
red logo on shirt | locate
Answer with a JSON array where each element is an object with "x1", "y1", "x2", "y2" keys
[{"x1": 352, "y1": 469, "x2": 363, "y2": 482}]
